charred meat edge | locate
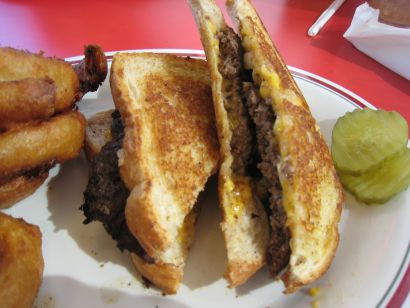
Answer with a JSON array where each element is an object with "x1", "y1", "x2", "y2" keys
[
  {"x1": 73, "y1": 45, "x2": 108, "y2": 99},
  {"x1": 81, "y1": 111, "x2": 153, "y2": 263},
  {"x1": 217, "y1": 27, "x2": 290, "y2": 276}
]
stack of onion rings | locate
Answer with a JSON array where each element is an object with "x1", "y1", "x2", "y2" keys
[{"x1": 0, "y1": 45, "x2": 108, "y2": 306}]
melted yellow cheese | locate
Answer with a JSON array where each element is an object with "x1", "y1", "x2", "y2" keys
[
  {"x1": 177, "y1": 209, "x2": 196, "y2": 247},
  {"x1": 311, "y1": 300, "x2": 320, "y2": 308},
  {"x1": 206, "y1": 20, "x2": 218, "y2": 36},
  {"x1": 308, "y1": 287, "x2": 321, "y2": 297},
  {"x1": 104, "y1": 130, "x2": 112, "y2": 141},
  {"x1": 225, "y1": 176, "x2": 253, "y2": 223},
  {"x1": 240, "y1": 30, "x2": 304, "y2": 108}
]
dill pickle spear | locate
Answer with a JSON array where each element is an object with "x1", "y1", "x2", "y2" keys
[
  {"x1": 339, "y1": 149, "x2": 410, "y2": 204},
  {"x1": 332, "y1": 108, "x2": 408, "y2": 175}
]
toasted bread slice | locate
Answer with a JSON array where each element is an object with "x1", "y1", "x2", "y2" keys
[
  {"x1": 130, "y1": 204, "x2": 199, "y2": 294},
  {"x1": 227, "y1": 0, "x2": 343, "y2": 292},
  {"x1": 84, "y1": 109, "x2": 114, "y2": 159},
  {"x1": 189, "y1": 0, "x2": 269, "y2": 287},
  {"x1": 189, "y1": 0, "x2": 270, "y2": 287},
  {"x1": 84, "y1": 108, "x2": 200, "y2": 294},
  {"x1": 110, "y1": 53, "x2": 220, "y2": 293}
]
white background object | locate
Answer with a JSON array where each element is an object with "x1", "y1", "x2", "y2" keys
[
  {"x1": 344, "y1": 3, "x2": 410, "y2": 80},
  {"x1": 308, "y1": 0, "x2": 346, "y2": 37}
]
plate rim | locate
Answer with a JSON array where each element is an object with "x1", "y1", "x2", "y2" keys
[{"x1": 66, "y1": 48, "x2": 409, "y2": 307}]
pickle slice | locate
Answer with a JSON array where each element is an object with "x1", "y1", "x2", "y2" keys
[
  {"x1": 339, "y1": 149, "x2": 410, "y2": 204},
  {"x1": 332, "y1": 108, "x2": 408, "y2": 175}
]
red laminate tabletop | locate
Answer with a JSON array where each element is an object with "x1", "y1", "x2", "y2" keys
[
  {"x1": 1, "y1": 0, "x2": 409, "y2": 122},
  {"x1": 0, "y1": 0, "x2": 409, "y2": 307}
]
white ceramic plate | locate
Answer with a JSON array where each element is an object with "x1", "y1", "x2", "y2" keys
[{"x1": 4, "y1": 49, "x2": 409, "y2": 308}]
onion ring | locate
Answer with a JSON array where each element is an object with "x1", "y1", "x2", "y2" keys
[
  {"x1": 0, "y1": 111, "x2": 86, "y2": 177},
  {"x1": 0, "y1": 212, "x2": 44, "y2": 308},
  {"x1": 0, "y1": 47, "x2": 79, "y2": 112},
  {"x1": 0, "y1": 167, "x2": 49, "y2": 209},
  {"x1": 0, "y1": 78, "x2": 56, "y2": 131}
]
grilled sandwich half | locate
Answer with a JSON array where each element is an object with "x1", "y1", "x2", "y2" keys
[
  {"x1": 189, "y1": 0, "x2": 343, "y2": 292},
  {"x1": 82, "y1": 53, "x2": 220, "y2": 294}
]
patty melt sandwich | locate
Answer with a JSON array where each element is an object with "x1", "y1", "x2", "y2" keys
[
  {"x1": 81, "y1": 53, "x2": 219, "y2": 294},
  {"x1": 188, "y1": 0, "x2": 343, "y2": 292}
]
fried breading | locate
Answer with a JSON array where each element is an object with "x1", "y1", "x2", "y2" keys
[
  {"x1": 0, "y1": 45, "x2": 107, "y2": 208},
  {"x1": 0, "y1": 78, "x2": 56, "y2": 131},
  {"x1": 0, "y1": 167, "x2": 49, "y2": 209},
  {"x1": 0, "y1": 213, "x2": 44, "y2": 308},
  {"x1": 0, "y1": 47, "x2": 79, "y2": 112},
  {"x1": 0, "y1": 111, "x2": 86, "y2": 177},
  {"x1": 0, "y1": 45, "x2": 108, "y2": 115}
]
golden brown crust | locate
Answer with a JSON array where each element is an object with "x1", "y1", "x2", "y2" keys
[
  {"x1": 189, "y1": 0, "x2": 270, "y2": 287},
  {"x1": 0, "y1": 47, "x2": 79, "y2": 112},
  {"x1": 224, "y1": 260, "x2": 265, "y2": 288},
  {"x1": 130, "y1": 253, "x2": 182, "y2": 295},
  {"x1": 227, "y1": 0, "x2": 343, "y2": 292},
  {"x1": 110, "y1": 52, "x2": 219, "y2": 293},
  {"x1": 111, "y1": 53, "x2": 219, "y2": 256},
  {"x1": 281, "y1": 231, "x2": 341, "y2": 293},
  {"x1": 0, "y1": 170, "x2": 49, "y2": 209},
  {"x1": 125, "y1": 182, "x2": 170, "y2": 256},
  {"x1": 0, "y1": 78, "x2": 56, "y2": 131},
  {"x1": 277, "y1": 101, "x2": 343, "y2": 292},
  {"x1": 0, "y1": 111, "x2": 86, "y2": 177},
  {"x1": 129, "y1": 203, "x2": 199, "y2": 294},
  {"x1": 0, "y1": 213, "x2": 44, "y2": 308}
]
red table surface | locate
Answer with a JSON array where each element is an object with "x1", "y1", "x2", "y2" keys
[
  {"x1": 1, "y1": 0, "x2": 409, "y2": 123},
  {"x1": 0, "y1": 0, "x2": 409, "y2": 306}
]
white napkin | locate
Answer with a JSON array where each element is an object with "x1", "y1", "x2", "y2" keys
[{"x1": 343, "y1": 2, "x2": 410, "y2": 80}]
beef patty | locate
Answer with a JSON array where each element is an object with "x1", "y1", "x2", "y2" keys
[
  {"x1": 242, "y1": 83, "x2": 290, "y2": 277},
  {"x1": 218, "y1": 27, "x2": 290, "y2": 277},
  {"x1": 81, "y1": 111, "x2": 153, "y2": 263},
  {"x1": 217, "y1": 27, "x2": 255, "y2": 175}
]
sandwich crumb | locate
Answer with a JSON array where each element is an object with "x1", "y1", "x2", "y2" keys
[
  {"x1": 308, "y1": 287, "x2": 321, "y2": 308},
  {"x1": 34, "y1": 295, "x2": 55, "y2": 308},
  {"x1": 308, "y1": 287, "x2": 320, "y2": 297}
]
